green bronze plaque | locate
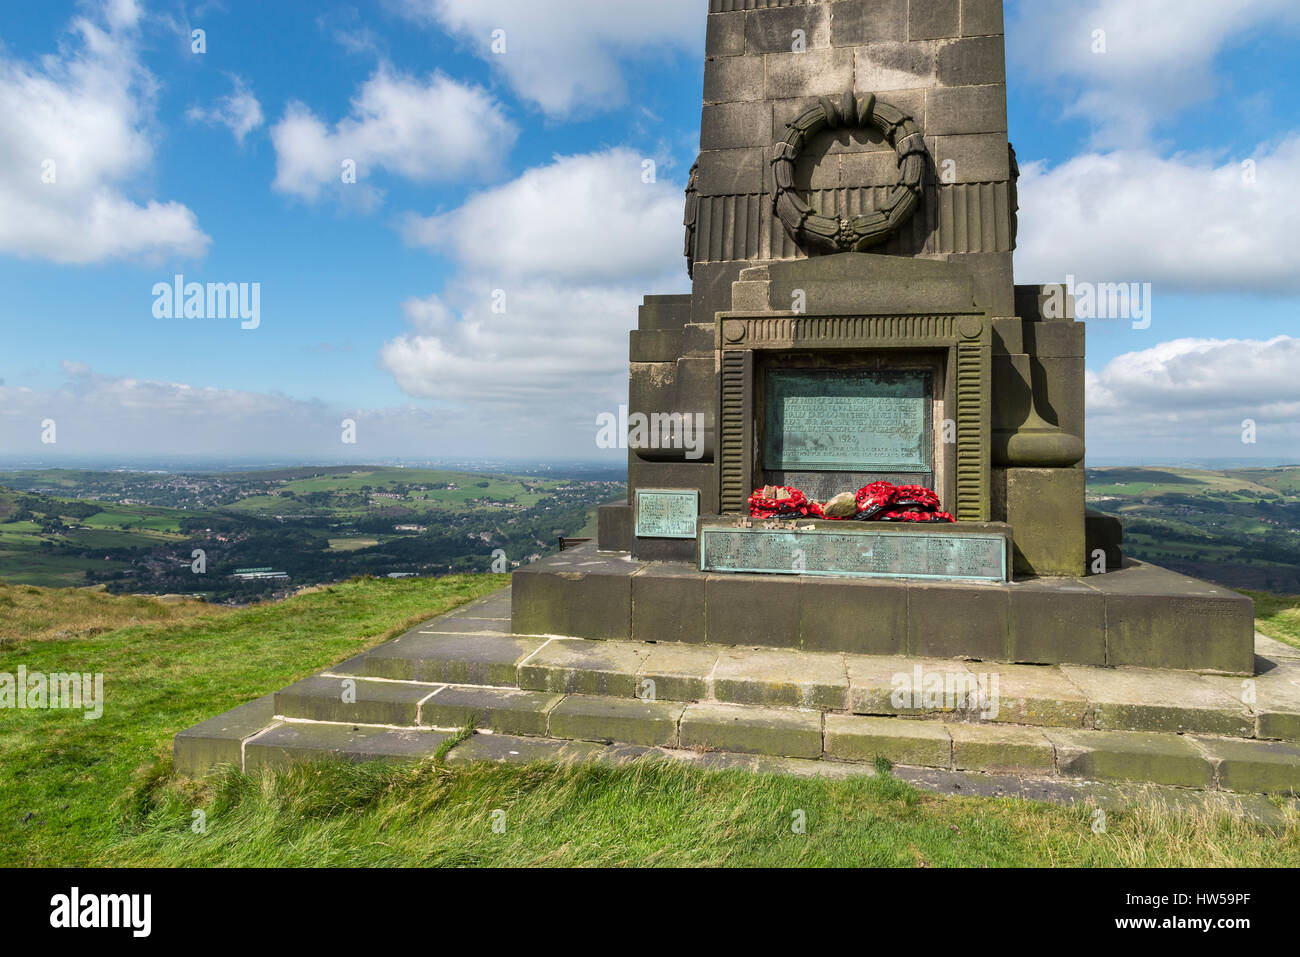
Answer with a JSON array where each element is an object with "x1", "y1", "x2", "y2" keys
[
  {"x1": 636, "y1": 489, "x2": 700, "y2": 539},
  {"x1": 764, "y1": 370, "x2": 931, "y2": 473},
  {"x1": 700, "y1": 526, "x2": 1006, "y2": 582}
]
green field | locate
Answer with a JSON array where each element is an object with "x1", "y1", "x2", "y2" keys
[
  {"x1": 1087, "y1": 465, "x2": 1300, "y2": 593},
  {"x1": 223, "y1": 469, "x2": 568, "y2": 517},
  {"x1": 0, "y1": 466, "x2": 620, "y2": 595},
  {"x1": 1, "y1": 577, "x2": 1296, "y2": 868}
]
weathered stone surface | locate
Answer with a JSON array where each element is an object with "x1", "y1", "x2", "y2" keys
[
  {"x1": 1008, "y1": 578, "x2": 1105, "y2": 666},
  {"x1": 174, "y1": 693, "x2": 276, "y2": 775},
  {"x1": 1047, "y1": 728, "x2": 1215, "y2": 789},
  {"x1": 1061, "y1": 664, "x2": 1251, "y2": 736},
  {"x1": 275, "y1": 675, "x2": 436, "y2": 726},
  {"x1": 846, "y1": 655, "x2": 974, "y2": 716},
  {"x1": 936, "y1": 34, "x2": 1005, "y2": 87},
  {"x1": 701, "y1": 101, "x2": 772, "y2": 149},
  {"x1": 244, "y1": 723, "x2": 448, "y2": 771},
  {"x1": 517, "y1": 638, "x2": 652, "y2": 697},
  {"x1": 950, "y1": 722, "x2": 1054, "y2": 772},
  {"x1": 705, "y1": 573, "x2": 802, "y2": 648},
  {"x1": 510, "y1": 549, "x2": 640, "y2": 640},
  {"x1": 1203, "y1": 657, "x2": 1300, "y2": 742},
  {"x1": 413, "y1": 616, "x2": 509, "y2": 634},
  {"x1": 364, "y1": 632, "x2": 542, "y2": 686},
  {"x1": 704, "y1": 54, "x2": 765, "y2": 104},
  {"x1": 746, "y1": 3, "x2": 829, "y2": 53},
  {"x1": 986, "y1": 662, "x2": 1091, "y2": 727},
  {"x1": 799, "y1": 576, "x2": 909, "y2": 655},
  {"x1": 853, "y1": 42, "x2": 938, "y2": 92},
  {"x1": 442, "y1": 732, "x2": 573, "y2": 767},
  {"x1": 907, "y1": 580, "x2": 1009, "y2": 660},
  {"x1": 548, "y1": 695, "x2": 685, "y2": 748},
  {"x1": 631, "y1": 564, "x2": 707, "y2": 645},
  {"x1": 961, "y1": 0, "x2": 1004, "y2": 37},
  {"x1": 679, "y1": 702, "x2": 823, "y2": 759},
  {"x1": 637, "y1": 642, "x2": 719, "y2": 701},
  {"x1": 765, "y1": 48, "x2": 854, "y2": 100},
  {"x1": 830, "y1": 0, "x2": 907, "y2": 44},
  {"x1": 909, "y1": 0, "x2": 960, "y2": 40},
  {"x1": 695, "y1": 148, "x2": 766, "y2": 195},
  {"x1": 824, "y1": 714, "x2": 952, "y2": 767},
  {"x1": 1091, "y1": 562, "x2": 1255, "y2": 674},
  {"x1": 598, "y1": 501, "x2": 633, "y2": 552},
  {"x1": 1002, "y1": 468, "x2": 1086, "y2": 577},
  {"x1": 705, "y1": 11, "x2": 745, "y2": 57},
  {"x1": 1191, "y1": 736, "x2": 1300, "y2": 794},
  {"x1": 1256, "y1": 633, "x2": 1300, "y2": 660},
  {"x1": 711, "y1": 647, "x2": 849, "y2": 710},
  {"x1": 418, "y1": 686, "x2": 562, "y2": 736},
  {"x1": 925, "y1": 84, "x2": 1007, "y2": 135}
]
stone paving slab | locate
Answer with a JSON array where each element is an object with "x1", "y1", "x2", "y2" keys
[
  {"x1": 1192, "y1": 736, "x2": 1300, "y2": 794},
  {"x1": 949, "y1": 722, "x2": 1055, "y2": 772},
  {"x1": 548, "y1": 695, "x2": 685, "y2": 747},
  {"x1": 1256, "y1": 633, "x2": 1300, "y2": 660},
  {"x1": 679, "y1": 702, "x2": 823, "y2": 759},
  {"x1": 517, "y1": 638, "x2": 653, "y2": 696},
  {"x1": 363, "y1": 632, "x2": 543, "y2": 685},
  {"x1": 636, "y1": 643, "x2": 719, "y2": 701},
  {"x1": 1046, "y1": 728, "x2": 1215, "y2": 789},
  {"x1": 443, "y1": 732, "x2": 612, "y2": 767},
  {"x1": 417, "y1": 617, "x2": 514, "y2": 634},
  {"x1": 844, "y1": 655, "x2": 974, "y2": 716},
  {"x1": 173, "y1": 693, "x2": 277, "y2": 775},
  {"x1": 1203, "y1": 657, "x2": 1300, "y2": 742},
  {"x1": 418, "y1": 685, "x2": 562, "y2": 736},
  {"x1": 824, "y1": 714, "x2": 952, "y2": 767},
  {"x1": 244, "y1": 722, "x2": 450, "y2": 771},
  {"x1": 983, "y1": 664, "x2": 1090, "y2": 728},
  {"x1": 275, "y1": 675, "x2": 438, "y2": 726},
  {"x1": 1060, "y1": 664, "x2": 1251, "y2": 737},
  {"x1": 711, "y1": 646, "x2": 848, "y2": 710}
]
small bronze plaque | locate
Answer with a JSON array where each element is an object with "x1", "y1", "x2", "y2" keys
[{"x1": 636, "y1": 489, "x2": 700, "y2": 539}]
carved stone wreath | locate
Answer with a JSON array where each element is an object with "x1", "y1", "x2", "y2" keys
[{"x1": 772, "y1": 91, "x2": 927, "y2": 253}]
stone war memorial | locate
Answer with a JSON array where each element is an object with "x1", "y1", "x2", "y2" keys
[{"x1": 178, "y1": 0, "x2": 1300, "y2": 800}]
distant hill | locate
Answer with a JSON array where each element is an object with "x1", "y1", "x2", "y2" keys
[
  {"x1": 0, "y1": 465, "x2": 623, "y2": 597},
  {"x1": 1087, "y1": 466, "x2": 1300, "y2": 594}
]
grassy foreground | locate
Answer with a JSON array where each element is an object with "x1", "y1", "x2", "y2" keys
[
  {"x1": 0, "y1": 573, "x2": 505, "y2": 866},
  {"x1": 116, "y1": 754, "x2": 1298, "y2": 868},
  {"x1": 1, "y1": 575, "x2": 1297, "y2": 867},
  {"x1": 1249, "y1": 591, "x2": 1300, "y2": 648}
]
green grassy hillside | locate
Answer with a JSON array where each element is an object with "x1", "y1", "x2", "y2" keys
[{"x1": 1, "y1": 577, "x2": 1296, "y2": 867}]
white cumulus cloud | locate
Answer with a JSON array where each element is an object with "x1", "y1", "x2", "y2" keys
[
  {"x1": 1015, "y1": 135, "x2": 1300, "y2": 294},
  {"x1": 1086, "y1": 336, "x2": 1300, "y2": 459},
  {"x1": 186, "y1": 74, "x2": 264, "y2": 144},
  {"x1": 270, "y1": 67, "x2": 517, "y2": 208},
  {"x1": 397, "y1": 0, "x2": 703, "y2": 116},
  {"x1": 1008, "y1": 0, "x2": 1300, "y2": 147},
  {"x1": 382, "y1": 148, "x2": 688, "y2": 451},
  {"x1": 0, "y1": 0, "x2": 209, "y2": 264}
]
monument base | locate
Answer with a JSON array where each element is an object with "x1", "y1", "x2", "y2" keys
[
  {"x1": 176, "y1": 584, "x2": 1299, "y2": 804},
  {"x1": 511, "y1": 543, "x2": 1255, "y2": 675}
]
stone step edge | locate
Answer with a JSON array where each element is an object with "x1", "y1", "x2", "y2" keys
[
  {"x1": 250, "y1": 693, "x2": 1300, "y2": 795},
  {"x1": 325, "y1": 662, "x2": 1284, "y2": 743}
]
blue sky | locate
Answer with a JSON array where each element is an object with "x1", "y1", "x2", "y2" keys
[{"x1": 0, "y1": 0, "x2": 1297, "y2": 467}]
